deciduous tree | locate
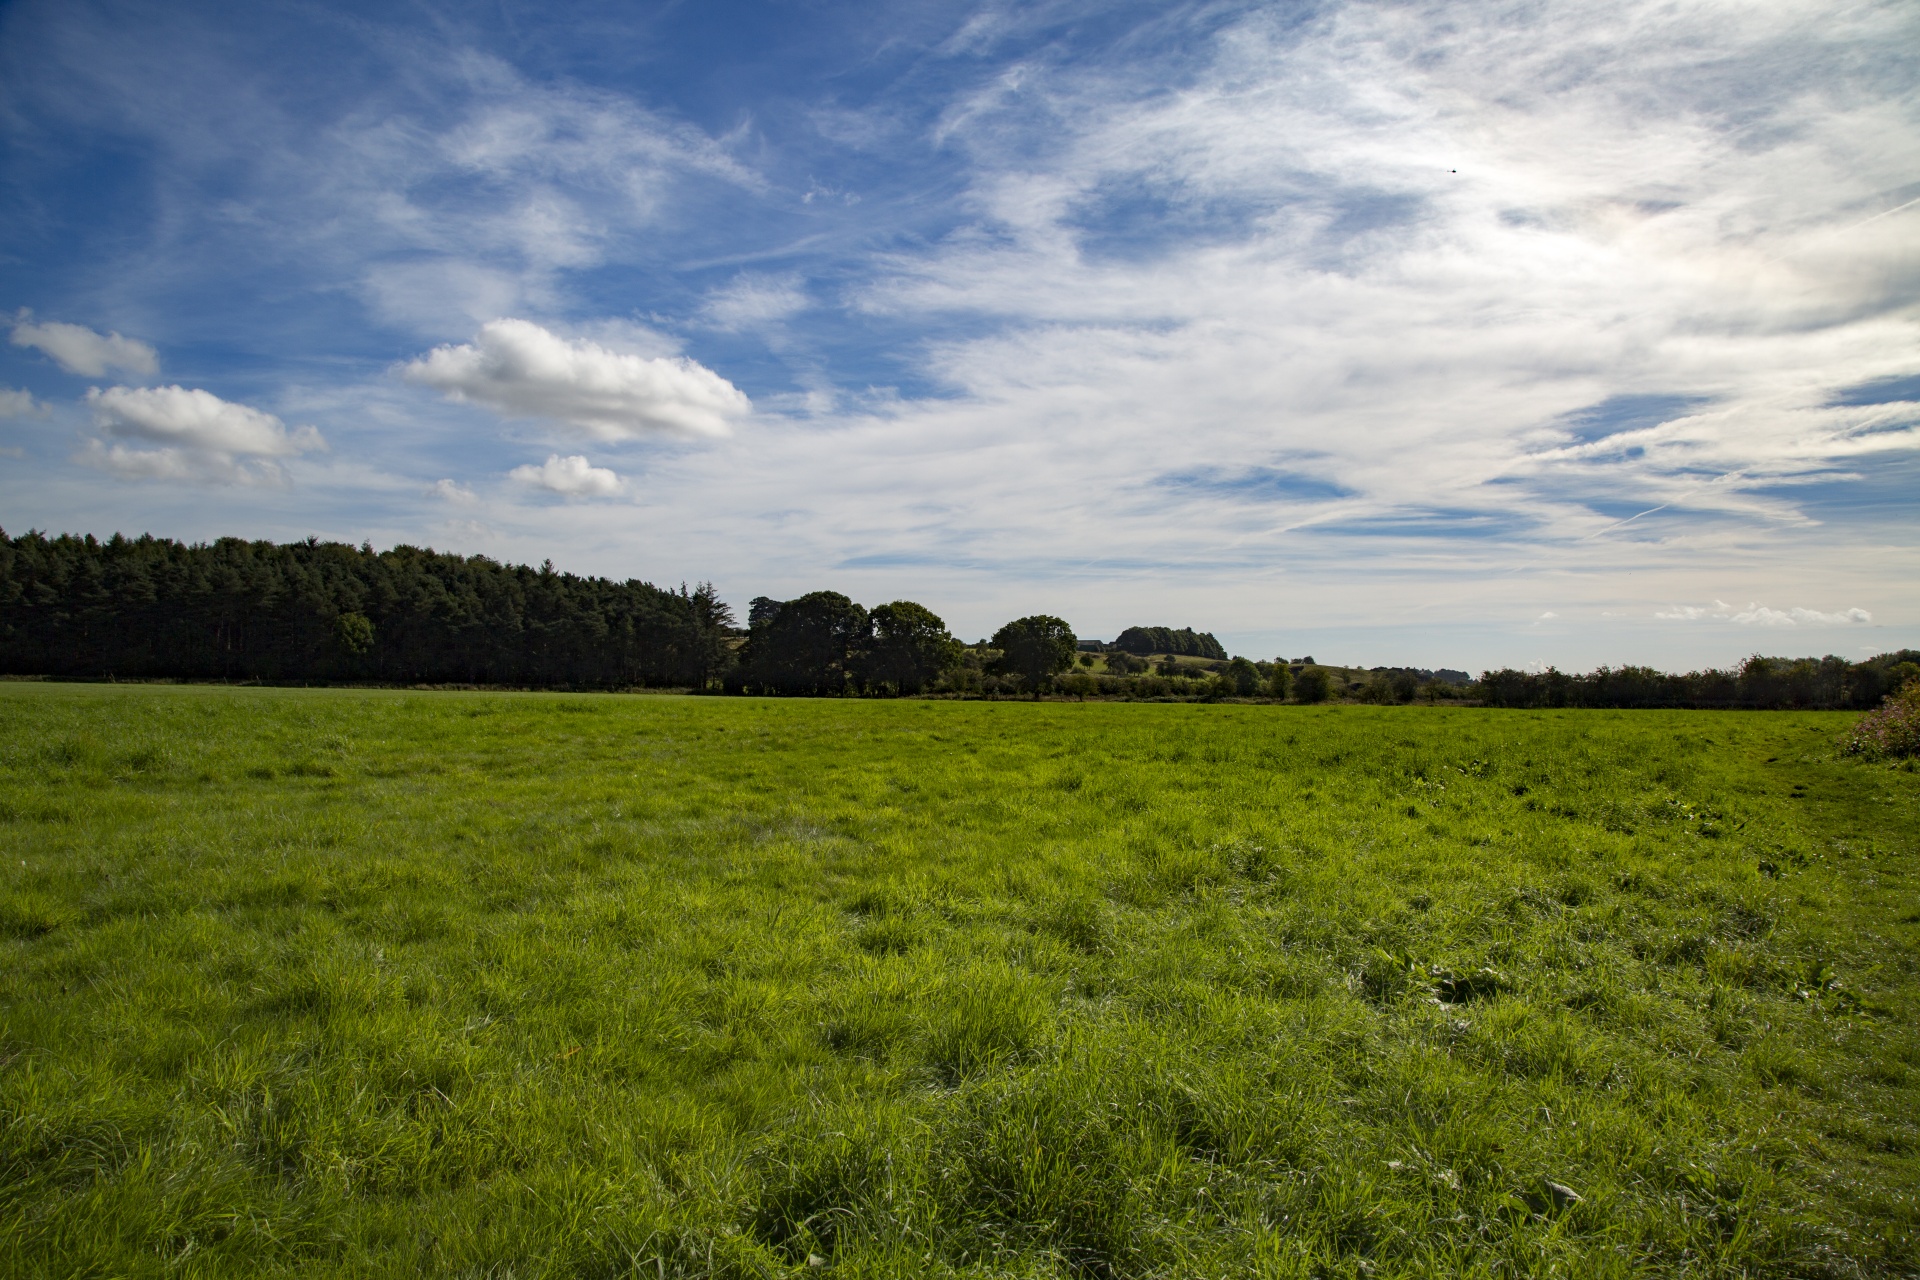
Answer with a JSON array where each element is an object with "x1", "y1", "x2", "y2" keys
[
  {"x1": 990, "y1": 615, "x2": 1077, "y2": 696},
  {"x1": 744, "y1": 591, "x2": 869, "y2": 695},
  {"x1": 861, "y1": 600, "x2": 960, "y2": 694}
]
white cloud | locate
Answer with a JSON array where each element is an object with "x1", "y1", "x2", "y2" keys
[
  {"x1": 7, "y1": 40, "x2": 763, "y2": 338},
  {"x1": 358, "y1": 2, "x2": 1913, "y2": 655},
  {"x1": 401, "y1": 318, "x2": 749, "y2": 439},
  {"x1": 11, "y1": 317, "x2": 158, "y2": 377},
  {"x1": 80, "y1": 385, "x2": 323, "y2": 484},
  {"x1": 0, "y1": 387, "x2": 40, "y2": 417},
  {"x1": 509, "y1": 453, "x2": 625, "y2": 498},
  {"x1": 77, "y1": 441, "x2": 201, "y2": 481},
  {"x1": 86, "y1": 385, "x2": 320, "y2": 455},
  {"x1": 1657, "y1": 600, "x2": 1872, "y2": 626},
  {"x1": 429, "y1": 478, "x2": 479, "y2": 503},
  {"x1": 822, "y1": 0, "x2": 1920, "y2": 574},
  {"x1": 700, "y1": 273, "x2": 809, "y2": 331},
  {"x1": 5, "y1": 0, "x2": 1914, "y2": 663},
  {"x1": 1729, "y1": 604, "x2": 1872, "y2": 627},
  {"x1": 326, "y1": 59, "x2": 761, "y2": 331}
]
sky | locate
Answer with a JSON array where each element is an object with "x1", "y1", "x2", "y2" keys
[{"x1": 1, "y1": 0, "x2": 1916, "y2": 671}]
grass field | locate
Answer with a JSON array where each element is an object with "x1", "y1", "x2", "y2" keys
[{"x1": 2, "y1": 685, "x2": 1917, "y2": 1278}]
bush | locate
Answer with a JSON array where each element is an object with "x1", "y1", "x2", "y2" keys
[
  {"x1": 1294, "y1": 667, "x2": 1331, "y2": 703},
  {"x1": 1225, "y1": 656, "x2": 1261, "y2": 697},
  {"x1": 1266, "y1": 663, "x2": 1291, "y2": 700},
  {"x1": 1846, "y1": 682, "x2": 1920, "y2": 759},
  {"x1": 1355, "y1": 676, "x2": 1392, "y2": 704}
]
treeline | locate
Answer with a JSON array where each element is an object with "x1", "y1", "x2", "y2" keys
[
  {"x1": 728, "y1": 593, "x2": 959, "y2": 695},
  {"x1": 1478, "y1": 656, "x2": 1919, "y2": 712},
  {"x1": 5, "y1": 529, "x2": 1915, "y2": 711},
  {"x1": 0, "y1": 530, "x2": 731, "y2": 687},
  {"x1": 727, "y1": 593, "x2": 1076, "y2": 698}
]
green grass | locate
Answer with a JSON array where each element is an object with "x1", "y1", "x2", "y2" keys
[{"x1": 2, "y1": 685, "x2": 1917, "y2": 1278}]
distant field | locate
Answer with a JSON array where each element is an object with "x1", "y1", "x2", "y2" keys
[{"x1": 2, "y1": 685, "x2": 1916, "y2": 1278}]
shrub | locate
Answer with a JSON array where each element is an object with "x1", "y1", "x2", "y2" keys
[
  {"x1": 1294, "y1": 667, "x2": 1331, "y2": 703},
  {"x1": 1266, "y1": 663, "x2": 1292, "y2": 700},
  {"x1": 1226, "y1": 656, "x2": 1261, "y2": 697},
  {"x1": 1845, "y1": 682, "x2": 1920, "y2": 759},
  {"x1": 334, "y1": 611, "x2": 375, "y2": 656},
  {"x1": 1355, "y1": 676, "x2": 1392, "y2": 704}
]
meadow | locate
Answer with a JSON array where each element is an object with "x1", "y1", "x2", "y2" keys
[{"x1": 1, "y1": 685, "x2": 1916, "y2": 1278}]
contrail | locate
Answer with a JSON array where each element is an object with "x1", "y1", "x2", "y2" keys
[
  {"x1": 1578, "y1": 502, "x2": 1670, "y2": 541},
  {"x1": 1834, "y1": 193, "x2": 1920, "y2": 235},
  {"x1": 1760, "y1": 192, "x2": 1920, "y2": 265}
]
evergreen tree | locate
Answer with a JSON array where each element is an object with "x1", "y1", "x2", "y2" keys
[{"x1": 0, "y1": 529, "x2": 717, "y2": 688}]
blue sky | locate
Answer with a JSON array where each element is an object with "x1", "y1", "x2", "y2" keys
[{"x1": 2, "y1": 0, "x2": 1916, "y2": 670}]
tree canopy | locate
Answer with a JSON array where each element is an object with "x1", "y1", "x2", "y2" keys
[
  {"x1": 990, "y1": 615, "x2": 1078, "y2": 694},
  {"x1": 732, "y1": 593, "x2": 962, "y2": 696},
  {"x1": 0, "y1": 529, "x2": 727, "y2": 688},
  {"x1": 1112, "y1": 626, "x2": 1226, "y2": 659},
  {"x1": 738, "y1": 591, "x2": 870, "y2": 695},
  {"x1": 863, "y1": 601, "x2": 963, "y2": 694}
]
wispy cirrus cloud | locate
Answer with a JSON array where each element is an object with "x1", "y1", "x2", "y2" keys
[
  {"x1": 3, "y1": 21, "x2": 764, "y2": 340},
  {"x1": 724, "y1": 0, "x2": 1920, "y2": 634},
  {"x1": 335, "y1": 58, "x2": 764, "y2": 332},
  {"x1": 699, "y1": 273, "x2": 809, "y2": 332}
]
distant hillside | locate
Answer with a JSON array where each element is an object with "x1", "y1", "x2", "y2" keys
[{"x1": 1113, "y1": 626, "x2": 1227, "y2": 659}]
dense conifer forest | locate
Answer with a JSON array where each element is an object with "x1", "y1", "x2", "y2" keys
[{"x1": 0, "y1": 530, "x2": 731, "y2": 688}]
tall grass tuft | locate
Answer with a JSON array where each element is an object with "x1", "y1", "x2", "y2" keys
[{"x1": 1846, "y1": 679, "x2": 1920, "y2": 759}]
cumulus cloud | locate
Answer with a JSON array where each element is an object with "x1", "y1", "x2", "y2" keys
[
  {"x1": 86, "y1": 385, "x2": 320, "y2": 454},
  {"x1": 401, "y1": 318, "x2": 749, "y2": 439},
  {"x1": 11, "y1": 316, "x2": 158, "y2": 377},
  {"x1": 81, "y1": 385, "x2": 323, "y2": 484},
  {"x1": 509, "y1": 453, "x2": 625, "y2": 498},
  {"x1": 0, "y1": 387, "x2": 40, "y2": 417},
  {"x1": 429, "y1": 478, "x2": 479, "y2": 503},
  {"x1": 1657, "y1": 600, "x2": 1872, "y2": 626}
]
